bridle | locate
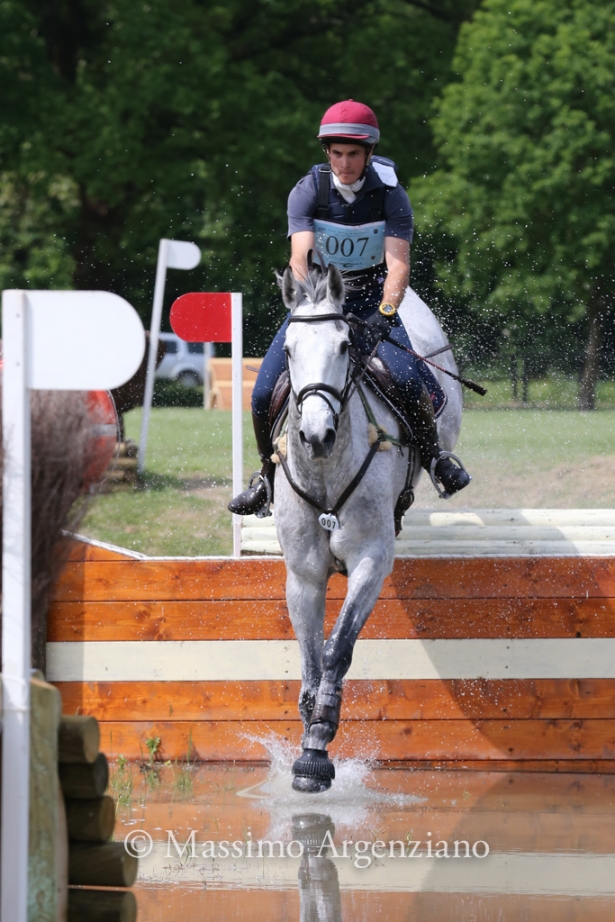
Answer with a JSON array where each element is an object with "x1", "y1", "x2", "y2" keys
[
  {"x1": 286, "y1": 312, "x2": 353, "y2": 428},
  {"x1": 279, "y1": 310, "x2": 391, "y2": 533}
]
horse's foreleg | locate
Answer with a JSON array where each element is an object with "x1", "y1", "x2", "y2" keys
[
  {"x1": 285, "y1": 568, "x2": 326, "y2": 734},
  {"x1": 303, "y1": 554, "x2": 390, "y2": 752}
]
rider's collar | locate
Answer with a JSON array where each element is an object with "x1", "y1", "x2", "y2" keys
[{"x1": 331, "y1": 172, "x2": 366, "y2": 204}]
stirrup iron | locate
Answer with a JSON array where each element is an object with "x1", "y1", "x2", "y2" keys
[
  {"x1": 253, "y1": 470, "x2": 273, "y2": 519},
  {"x1": 429, "y1": 451, "x2": 471, "y2": 500}
]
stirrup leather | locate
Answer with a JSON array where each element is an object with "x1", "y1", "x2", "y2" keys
[
  {"x1": 253, "y1": 470, "x2": 273, "y2": 519},
  {"x1": 429, "y1": 451, "x2": 471, "y2": 500}
]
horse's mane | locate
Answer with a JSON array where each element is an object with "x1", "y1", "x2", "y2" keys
[{"x1": 293, "y1": 269, "x2": 330, "y2": 307}]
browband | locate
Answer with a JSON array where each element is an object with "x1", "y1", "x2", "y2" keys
[{"x1": 288, "y1": 313, "x2": 350, "y2": 325}]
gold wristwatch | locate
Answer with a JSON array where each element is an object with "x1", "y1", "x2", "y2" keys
[{"x1": 378, "y1": 302, "x2": 397, "y2": 318}]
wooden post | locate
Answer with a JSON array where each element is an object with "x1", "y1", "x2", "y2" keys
[
  {"x1": 59, "y1": 715, "x2": 100, "y2": 764},
  {"x1": 65, "y1": 796, "x2": 115, "y2": 843},
  {"x1": 28, "y1": 676, "x2": 67, "y2": 922},
  {"x1": 68, "y1": 842, "x2": 138, "y2": 888},
  {"x1": 67, "y1": 889, "x2": 137, "y2": 922},
  {"x1": 59, "y1": 752, "x2": 109, "y2": 799}
]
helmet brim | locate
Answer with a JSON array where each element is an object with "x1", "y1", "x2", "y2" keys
[{"x1": 318, "y1": 122, "x2": 380, "y2": 144}]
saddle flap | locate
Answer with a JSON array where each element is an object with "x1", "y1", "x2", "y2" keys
[{"x1": 269, "y1": 369, "x2": 291, "y2": 439}]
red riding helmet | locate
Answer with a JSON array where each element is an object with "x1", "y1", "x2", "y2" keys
[{"x1": 317, "y1": 100, "x2": 380, "y2": 147}]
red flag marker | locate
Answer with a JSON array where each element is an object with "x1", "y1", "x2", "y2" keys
[{"x1": 170, "y1": 292, "x2": 232, "y2": 343}]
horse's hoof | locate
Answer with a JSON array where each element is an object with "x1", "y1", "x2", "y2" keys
[
  {"x1": 292, "y1": 748, "x2": 335, "y2": 793},
  {"x1": 292, "y1": 774, "x2": 331, "y2": 793}
]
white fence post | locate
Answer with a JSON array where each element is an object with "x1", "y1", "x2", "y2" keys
[
  {"x1": 1, "y1": 290, "x2": 32, "y2": 922},
  {"x1": 231, "y1": 293, "x2": 243, "y2": 558},
  {"x1": 139, "y1": 239, "x2": 201, "y2": 472},
  {"x1": 139, "y1": 239, "x2": 168, "y2": 473},
  {"x1": 1, "y1": 289, "x2": 145, "y2": 922}
]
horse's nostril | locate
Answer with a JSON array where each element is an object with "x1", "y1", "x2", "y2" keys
[
  {"x1": 323, "y1": 429, "x2": 336, "y2": 452},
  {"x1": 299, "y1": 430, "x2": 308, "y2": 445}
]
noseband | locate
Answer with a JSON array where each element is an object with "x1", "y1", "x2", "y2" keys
[{"x1": 286, "y1": 313, "x2": 352, "y2": 425}]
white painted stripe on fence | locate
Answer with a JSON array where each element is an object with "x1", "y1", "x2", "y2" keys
[
  {"x1": 137, "y1": 845, "x2": 615, "y2": 895},
  {"x1": 46, "y1": 638, "x2": 615, "y2": 683}
]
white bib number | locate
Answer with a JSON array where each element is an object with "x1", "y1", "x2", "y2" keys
[{"x1": 314, "y1": 220, "x2": 385, "y2": 271}]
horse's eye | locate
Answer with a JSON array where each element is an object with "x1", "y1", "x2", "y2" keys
[
  {"x1": 284, "y1": 345, "x2": 291, "y2": 356},
  {"x1": 340, "y1": 341, "x2": 349, "y2": 355}
]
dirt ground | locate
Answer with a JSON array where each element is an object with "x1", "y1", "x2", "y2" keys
[{"x1": 411, "y1": 453, "x2": 615, "y2": 509}]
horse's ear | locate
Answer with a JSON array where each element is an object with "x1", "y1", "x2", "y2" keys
[
  {"x1": 326, "y1": 264, "x2": 345, "y2": 310},
  {"x1": 279, "y1": 266, "x2": 298, "y2": 311}
]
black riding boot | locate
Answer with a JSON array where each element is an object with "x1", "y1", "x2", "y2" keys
[
  {"x1": 227, "y1": 413, "x2": 275, "y2": 517},
  {"x1": 409, "y1": 386, "x2": 471, "y2": 499}
]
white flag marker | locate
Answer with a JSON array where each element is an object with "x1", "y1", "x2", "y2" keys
[
  {"x1": 138, "y1": 239, "x2": 201, "y2": 472},
  {"x1": 1, "y1": 289, "x2": 145, "y2": 922}
]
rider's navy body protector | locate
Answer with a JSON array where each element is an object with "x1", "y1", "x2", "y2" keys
[
  {"x1": 287, "y1": 156, "x2": 413, "y2": 311},
  {"x1": 254, "y1": 157, "x2": 444, "y2": 422}
]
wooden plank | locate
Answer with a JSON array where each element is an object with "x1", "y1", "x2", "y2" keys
[
  {"x1": 132, "y1": 888, "x2": 615, "y2": 922},
  {"x1": 96, "y1": 718, "x2": 615, "y2": 762},
  {"x1": 403, "y1": 509, "x2": 615, "y2": 527},
  {"x1": 46, "y1": 637, "x2": 615, "y2": 682},
  {"x1": 51, "y1": 557, "x2": 615, "y2": 603},
  {"x1": 243, "y1": 537, "x2": 615, "y2": 558},
  {"x1": 400, "y1": 526, "x2": 615, "y2": 541},
  {"x1": 383, "y1": 759, "x2": 615, "y2": 773},
  {"x1": 54, "y1": 678, "x2": 615, "y2": 722},
  {"x1": 47, "y1": 596, "x2": 615, "y2": 642}
]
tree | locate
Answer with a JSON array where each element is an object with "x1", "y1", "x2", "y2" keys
[
  {"x1": 413, "y1": 0, "x2": 615, "y2": 407},
  {"x1": 0, "y1": 0, "x2": 479, "y2": 353}
]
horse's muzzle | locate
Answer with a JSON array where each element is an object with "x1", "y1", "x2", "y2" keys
[{"x1": 299, "y1": 427, "x2": 337, "y2": 459}]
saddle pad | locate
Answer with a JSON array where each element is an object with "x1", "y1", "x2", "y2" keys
[{"x1": 417, "y1": 360, "x2": 447, "y2": 419}]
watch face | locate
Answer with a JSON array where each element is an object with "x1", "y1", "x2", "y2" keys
[{"x1": 379, "y1": 303, "x2": 396, "y2": 317}]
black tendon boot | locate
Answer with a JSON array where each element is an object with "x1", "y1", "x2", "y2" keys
[
  {"x1": 227, "y1": 413, "x2": 275, "y2": 517},
  {"x1": 409, "y1": 387, "x2": 471, "y2": 499}
]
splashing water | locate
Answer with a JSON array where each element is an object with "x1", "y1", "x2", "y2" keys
[{"x1": 239, "y1": 731, "x2": 424, "y2": 837}]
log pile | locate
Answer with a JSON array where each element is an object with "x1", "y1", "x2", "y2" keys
[
  {"x1": 59, "y1": 715, "x2": 138, "y2": 922},
  {"x1": 100, "y1": 439, "x2": 139, "y2": 493}
]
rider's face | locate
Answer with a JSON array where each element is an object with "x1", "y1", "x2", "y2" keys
[{"x1": 326, "y1": 144, "x2": 370, "y2": 184}]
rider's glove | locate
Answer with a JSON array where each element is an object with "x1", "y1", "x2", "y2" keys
[{"x1": 366, "y1": 303, "x2": 397, "y2": 345}]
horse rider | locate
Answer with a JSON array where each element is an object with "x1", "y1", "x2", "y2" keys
[{"x1": 229, "y1": 99, "x2": 470, "y2": 517}]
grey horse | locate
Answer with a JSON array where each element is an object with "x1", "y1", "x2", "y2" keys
[{"x1": 274, "y1": 264, "x2": 462, "y2": 792}]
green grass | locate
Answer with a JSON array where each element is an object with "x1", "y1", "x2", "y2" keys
[
  {"x1": 79, "y1": 401, "x2": 615, "y2": 556},
  {"x1": 79, "y1": 409, "x2": 259, "y2": 556},
  {"x1": 463, "y1": 373, "x2": 615, "y2": 411}
]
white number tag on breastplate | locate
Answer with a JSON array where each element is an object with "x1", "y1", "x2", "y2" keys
[
  {"x1": 314, "y1": 220, "x2": 385, "y2": 272},
  {"x1": 319, "y1": 512, "x2": 340, "y2": 532}
]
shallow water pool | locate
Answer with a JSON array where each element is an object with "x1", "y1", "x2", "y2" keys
[{"x1": 113, "y1": 746, "x2": 615, "y2": 921}]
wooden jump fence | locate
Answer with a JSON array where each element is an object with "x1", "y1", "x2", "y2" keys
[{"x1": 47, "y1": 535, "x2": 615, "y2": 770}]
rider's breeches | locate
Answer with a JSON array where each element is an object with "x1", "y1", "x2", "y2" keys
[
  {"x1": 252, "y1": 311, "x2": 437, "y2": 422},
  {"x1": 252, "y1": 318, "x2": 291, "y2": 421}
]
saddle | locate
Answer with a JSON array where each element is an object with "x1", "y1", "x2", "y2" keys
[{"x1": 267, "y1": 356, "x2": 429, "y2": 535}]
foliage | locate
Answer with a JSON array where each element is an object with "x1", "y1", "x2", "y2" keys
[
  {"x1": 412, "y1": 0, "x2": 615, "y2": 406},
  {"x1": 0, "y1": 388, "x2": 103, "y2": 671},
  {"x1": 0, "y1": 0, "x2": 478, "y2": 352},
  {"x1": 153, "y1": 378, "x2": 203, "y2": 408}
]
